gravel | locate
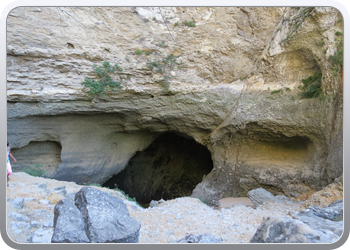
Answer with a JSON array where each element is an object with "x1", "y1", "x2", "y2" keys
[{"x1": 6, "y1": 172, "x2": 340, "y2": 244}]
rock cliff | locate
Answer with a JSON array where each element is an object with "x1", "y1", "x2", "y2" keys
[{"x1": 7, "y1": 7, "x2": 343, "y2": 206}]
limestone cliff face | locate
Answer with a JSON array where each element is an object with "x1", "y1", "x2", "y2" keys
[{"x1": 7, "y1": 7, "x2": 343, "y2": 205}]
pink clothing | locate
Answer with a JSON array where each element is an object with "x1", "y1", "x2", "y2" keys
[
  {"x1": 7, "y1": 146, "x2": 12, "y2": 176},
  {"x1": 7, "y1": 162, "x2": 12, "y2": 177}
]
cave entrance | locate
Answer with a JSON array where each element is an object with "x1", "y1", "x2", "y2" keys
[
  {"x1": 11, "y1": 141, "x2": 62, "y2": 177},
  {"x1": 103, "y1": 132, "x2": 213, "y2": 206}
]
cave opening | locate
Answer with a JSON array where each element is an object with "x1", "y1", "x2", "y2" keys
[
  {"x1": 11, "y1": 141, "x2": 62, "y2": 177},
  {"x1": 102, "y1": 132, "x2": 214, "y2": 206}
]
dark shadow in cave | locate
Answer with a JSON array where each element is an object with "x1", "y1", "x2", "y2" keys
[{"x1": 103, "y1": 132, "x2": 213, "y2": 206}]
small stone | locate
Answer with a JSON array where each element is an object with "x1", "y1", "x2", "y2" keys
[
  {"x1": 8, "y1": 212, "x2": 30, "y2": 222},
  {"x1": 30, "y1": 221, "x2": 40, "y2": 228},
  {"x1": 39, "y1": 200, "x2": 51, "y2": 205},
  {"x1": 11, "y1": 198, "x2": 25, "y2": 209},
  {"x1": 43, "y1": 221, "x2": 54, "y2": 228},
  {"x1": 38, "y1": 184, "x2": 47, "y2": 190}
]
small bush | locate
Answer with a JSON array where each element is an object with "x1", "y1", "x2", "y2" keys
[
  {"x1": 81, "y1": 61, "x2": 123, "y2": 98},
  {"x1": 316, "y1": 40, "x2": 325, "y2": 46},
  {"x1": 134, "y1": 49, "x2": 143, "y2": 55},
  {"x1": 183, "y1": 20, "x2": 196, "y2": 27},
  {"x1": 299, "y1": 72, "x2": 323, "y2": 99},
  {"x1": 174, "y1": 21, "x2": 179, "y2": 27},
  {"x1": 156, "y1": 41, "x2": 166, "y2": 48},
  {"x1": 271, "y1": 89, "x2": 283, "y2": 94},
  {"x1": 146, "y1": 54, "x2": 180, "y2": 91}
]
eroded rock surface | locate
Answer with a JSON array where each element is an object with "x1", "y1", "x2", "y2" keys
[
  {"x1": 7, "y1": 7, "x2": 343, "y2": 203},
  {"x1": 52, "y1": 187, "x2": 141, "y2": 243}
]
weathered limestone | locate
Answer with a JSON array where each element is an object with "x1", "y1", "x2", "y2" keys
[
  {"x1": 52, "y1": 187, "x2": 141, "y2": 243},
  {"x1": 249, "y1": 216, "x2": 339, "y2": 243},
  {"x1": 7, "y1": 7, "x2": 343, "y2": 205}
]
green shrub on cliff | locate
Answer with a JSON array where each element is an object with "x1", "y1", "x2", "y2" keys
[
  {"x1": 81, "y1": 61, "x2": 123, "y2": 98},
  {"x1": 182, "y1": 20, "x2": 196, "y2": 27},
  {"x1": 298, "y1": 72, "x2": 323, "y2": 99},
  {"x1": 328, "y1": 31, "x2": 343, "y2": 76},
  {"x1": 146, "y1": 53, "x2": 180, "y2": 91}
]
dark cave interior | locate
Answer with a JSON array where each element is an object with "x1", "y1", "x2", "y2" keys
[{"x1": 103, "y1": 132, "x2": 214, "y2": 206}]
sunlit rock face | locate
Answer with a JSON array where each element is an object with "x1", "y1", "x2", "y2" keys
[{"x1": 7, "y1": 7, "x2": 343, "y2": 206}]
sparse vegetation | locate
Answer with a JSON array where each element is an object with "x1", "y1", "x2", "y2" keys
[
  {"x1": 88, "y1": 183, "x2": 102, "y2": 187},
  {"x1": 280, "y1": 7, "x2": 315, "y2": 45},
  {"x1": 156, "y1": 41, "x2": 167, "y2": 48},
  {"x1": 146, "y1": 53, "x2": 180, "y2": 91},
  {"x1": 134, "y1": 49, "x2": 143, "y2": 56},
  {"x1": 81, "y1": 61, "x2": 123, "y2": 99},
  {"x1": 174, "y1": 21, "x2": 179, "y2": 27},
  {"x1": 316, "y1": 40, "x2": 325, "y2": 46},
  {"x1": 86, "y1": 184, "x2": 143, "y2": 208},
  {"x1": 271, "y1": 89, "x2": 283, "y2": 94},
  {"x1": 182, "y1": 20, "x2": 196, "y2": 27},
  {"x1": 298, "y1": 72, "x2": 323, "y2": 99},
  {"x1": 114, "y1": 188, "x2": 143, "y2": 208},
  {"x1": 328, "y1": 31, "x2": 343, "y2": 76},
  {"x1": 23, "y1": 164, "x2": 45, "y2": 177}
]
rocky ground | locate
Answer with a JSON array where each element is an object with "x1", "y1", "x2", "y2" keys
[{"x1": 6, "y1": 172, "x2": 343, "y2": 244}]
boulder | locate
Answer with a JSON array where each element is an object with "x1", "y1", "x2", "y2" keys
[
  {"x1": 305, "y1": 199, "x2": 343, "y2": 221},
  {"x1": 74, "y1": 187, "x2": 140, "y2": 243},
  {"x1": 52, "y1": 186, "x2": 141, "y2": 243},
  {"x1": 250, "y1": 216, "x2": 339, "y2": 243},
  {"x1": 170, "y1": 234, "x2": 223, "y2": 243},
  {"x1": 291, "y1": 199, "x2": 343, "y2": 237},
  {"x1": 51, "y1": 199, "x2": 89, "y2": 243},
  {"x1": 247, "y1": 188, "x2": 282, "y2": 207}
]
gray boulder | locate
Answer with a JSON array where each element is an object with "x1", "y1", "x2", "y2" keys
[
  {"x1": 247, "y1": 188, "x2": 282, "y2": 207},
  {"x1": 250, "y1": 216, "x2": 339, "y2": 243},
  {"x1": 51, "y1": 198, "x2": 89, "y2": 243},
  {"x1": 52, "y1": 186, "x2": 141, "y2": 243},
  {"x1": 291, "y1": 200, "x2": 343, "y2": 237},
  {"x1": 74, "y1": 187, "x2": 140, "y2": 243},
  {"x1": 64, "y1": 192, "x2": 76, "y2": 201},
  {"x1": 170, "y1": 234, "x2": 223, "y2": 243},
  {"x1": 303, "y1": 199, "x2": 343, "y2": 221}
]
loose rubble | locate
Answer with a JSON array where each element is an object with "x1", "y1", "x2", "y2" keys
[{"x1": 6, "y1": 172, "x2": 343, "y2": 244}]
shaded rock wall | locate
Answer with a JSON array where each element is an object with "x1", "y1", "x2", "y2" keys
[{"x1": 7, "y1": 7, "x2": 343, "y2": 205}]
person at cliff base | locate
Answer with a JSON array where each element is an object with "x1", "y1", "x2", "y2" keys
[{"x1": 7, "y1": 141, "x2": 16, "y2": 187}]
